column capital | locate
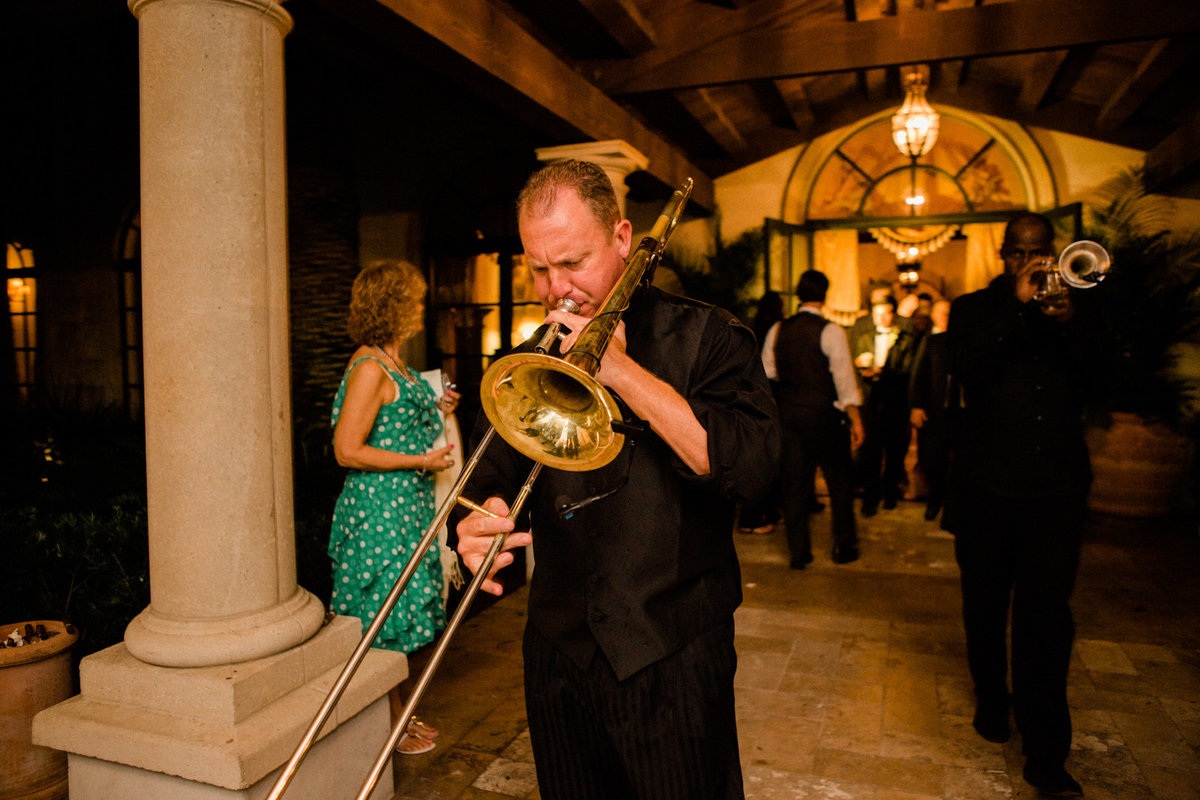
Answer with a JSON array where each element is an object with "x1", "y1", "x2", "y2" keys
[
  {"x1": 128, "y1": 0, "x2": 294, "y2": 34},
  {"x1": 535, "y1": 139, "x2": 650, "y2": 175},
  {"x1": 535, "y1": 140, "x2": 650, "y2": 217}
]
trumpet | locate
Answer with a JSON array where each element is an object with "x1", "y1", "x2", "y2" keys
[
  {"x1": 1031, "y1": 240, "x2": 1111, "y2": 306},
  {"x1": 265, "y1": 177, "x2": 693, "y2": 800}
]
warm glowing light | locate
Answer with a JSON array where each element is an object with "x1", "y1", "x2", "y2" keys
[
  {"x1": 517, "y1": 320, "x2": 541, "y2": 341},
  {"x1": 482, "y1": 329, "x2": 501, "y2": 356},
  {"x1": 892, "y1": 71, "x2": 940, "y2": 159},
  {"x1": 908, "y1": 247, "x2": 920, "y2": 257},
  {"x1": 905, "y1": 194, "x2": 925, "y2": 206}
]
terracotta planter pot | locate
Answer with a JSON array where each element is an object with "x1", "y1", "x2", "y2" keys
[
  {"x1": 0, "y1": 621, "x2": 77, "y2": 800},
  {"x1": 1086, "y1": 412, "x2": 1195, "y2": 518}
]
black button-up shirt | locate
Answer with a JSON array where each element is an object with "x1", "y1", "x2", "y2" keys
[{"x1": 461, "y1": 286, "x2": 781, "y2": 680}]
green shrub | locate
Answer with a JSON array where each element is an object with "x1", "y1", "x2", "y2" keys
[{"x1": 2, "y1": 494, "x2": 150, "y2": 660}]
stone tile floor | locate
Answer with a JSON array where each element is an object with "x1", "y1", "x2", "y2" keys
[{"x1": 388, "y1": 501, "x2": 1200, "y2": 799}]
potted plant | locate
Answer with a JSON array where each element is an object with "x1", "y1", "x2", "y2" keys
[
  {"x1": 1080, "y1": 167, "x2": 1200, "y2": 520},
  {"x1": 1, "y1": 621, "x2": 78, "y2": 800}
]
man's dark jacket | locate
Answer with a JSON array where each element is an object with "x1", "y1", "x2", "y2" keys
[{"x1": 947, "y1": 274, "x2": 1099, "y2": 501}]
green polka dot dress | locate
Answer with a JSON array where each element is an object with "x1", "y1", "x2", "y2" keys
[{"x1": 328, "y1": 356, "x2": 447, "y2": 654}]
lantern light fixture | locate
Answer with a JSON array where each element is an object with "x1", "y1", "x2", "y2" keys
[{"x1": 892, "y1": 70, "x2": 940, "y2": 160}]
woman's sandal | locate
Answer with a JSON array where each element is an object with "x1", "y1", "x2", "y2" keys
[
  {"x1": 407, "y1": 717, "x2": 439, "y2": 740},
  {"x1": 395, "y1": 733, "x2": 435, "y2": 756}
]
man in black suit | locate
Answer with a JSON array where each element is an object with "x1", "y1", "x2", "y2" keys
[
  {"x1": 853, "y1": 295, "x2": 918, "y2": 516},
  {"x1": 909, "y1": 300, "x2": 951, "y2": 521},
  {"x1": 948, "y1": 212, "x2": 1102, "y2": 798}
]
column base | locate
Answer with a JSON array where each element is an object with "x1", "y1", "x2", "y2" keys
[
  {"x1": 33, "y1": 616, "x2": 406, "y2": 797},
  {"x1": 124, "y1": 586, "x2": 327, "y2": 668}
]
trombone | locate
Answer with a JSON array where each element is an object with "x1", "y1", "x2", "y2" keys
[{"x1": 265, "y1": 177, "x2": 694, "y2": 800}]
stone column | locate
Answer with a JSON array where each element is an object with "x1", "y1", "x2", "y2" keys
[
  {"x1": 535, "y1": 139, "x2": 650, "y2": 217},
  {"x1": 122, "y1": 0, "x2": 323, "y2": 669},
  {"x1": 34, "y1": 1, "x2": 406, "y2": 797}
]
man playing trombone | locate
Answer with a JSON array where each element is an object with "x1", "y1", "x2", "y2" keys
[{"x1": 455, "y1": 159, "x2": 781, "y2": 799}]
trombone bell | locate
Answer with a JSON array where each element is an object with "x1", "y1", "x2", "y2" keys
[
  {"x1": 481, "y1": 352, "x2": 624, "y2": 471},
  {"x1": 479, "y1": 177, "x2": 694, "y2": 473}
]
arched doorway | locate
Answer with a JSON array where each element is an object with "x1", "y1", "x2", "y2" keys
[{"x1": 767, "y1": 107, "x2": 1073, "y2": 321}]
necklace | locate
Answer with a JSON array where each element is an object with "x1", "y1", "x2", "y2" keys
[{"x1": 374, "y1": 345, "x2": 417, "y2": 383}]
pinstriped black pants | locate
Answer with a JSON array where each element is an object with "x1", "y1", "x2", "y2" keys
[{"x1": 523, "y1": 621, "x2": 744, "y2": 800}]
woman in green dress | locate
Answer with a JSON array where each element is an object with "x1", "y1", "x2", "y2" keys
[{"x1": 329, "y1": 260, "x2": 460, "y2": 755}]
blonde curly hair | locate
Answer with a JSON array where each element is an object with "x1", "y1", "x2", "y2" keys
[{"x1": 346, "y1": 260, "x2": 427, "y2": 347}]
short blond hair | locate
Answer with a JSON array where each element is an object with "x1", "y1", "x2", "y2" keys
[{"x1": 346, "y1": 260, "x2": 427, "y2": 347}]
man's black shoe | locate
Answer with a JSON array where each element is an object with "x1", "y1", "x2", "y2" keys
[
  {"x1": 809, "y1": 499, "x2": 826, "y2": 513},
  {"x1": 861, "y1": 503, "x2": 877, "y2": 518},
  {"x1": 882, "y1": 497, "x2": 898, "y2": 510},
  {"x1": 1023, "y1": 761, "x2": 1083, "y2": 797},
  {"x1": 923, "y1": 504, "x2": 941, "y2": 521},
  {"x1": 790, "y1": 553, "x2": 814, "y2": 570},
  {"x1": 972, "y1": 704, "x2": 1011, "y2": 743},
  {"x1": 832, "y1": 546, "x2": 859, "y2": 565}
]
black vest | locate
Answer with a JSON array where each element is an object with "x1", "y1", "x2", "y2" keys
[{"x1": 774, "y1": 312, "x2": 837, "y2": 411}]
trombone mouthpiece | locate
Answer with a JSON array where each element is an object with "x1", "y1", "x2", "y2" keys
[{"x1": 556, "y1": 298, "x2": 580, "y2": 314}]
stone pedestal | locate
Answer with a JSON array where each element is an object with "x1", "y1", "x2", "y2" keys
[{"x1": 34, "y1": 618, "x2": 405, "y2": 800}]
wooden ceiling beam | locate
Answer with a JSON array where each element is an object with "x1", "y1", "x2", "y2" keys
[
  {"x1": 350, "y1": 0, "x2": 713, "y2": 208},
  {"x1": 1097, "y1": 37, "x2": 1200, "y2": 132},
  {"x1": 772, "y1": 77, "x2": 815, "y2": 133},
  {"x1": 1144, "y1": 108, "x2": 1200, "y2": 198},
  {"x1": 1017, "y1": 50, "x2": 1069, "y2": 112},
  {"x1": 936, "y1": 59, "x2": 969, "y2": 95},
  {"x1": 580, "y1": 0, "x2": 838, "y2": 86},
  {"x1": 676, "y1": 88, "x2": 750, "y2": 159},
  {"x1": 574, "y1": 0, "x2": 657, "y2": 56},
  {"x1": 749, "y1": 79, "x2": 800, "y2": 131},
  {"x1": 591, "y1": 0, "x2": 1200, "y2": 93},
  {"x1": 788, "y1": 76, "x2": 1165, "y2": 155}
]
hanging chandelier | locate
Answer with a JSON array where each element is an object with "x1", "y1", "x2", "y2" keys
[
  {"x1": 892, "y1": 70, "x2": 940, "y2": 160},
  {"x1": 868, "y1": 224, "x2": 959, "y2": 262}
]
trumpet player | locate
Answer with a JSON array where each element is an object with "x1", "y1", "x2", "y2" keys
[
  {"x1": 946, "y1": 212, "x2": 1104, "y2": 798},
  {"x1": 455, "y1": 159, "x2": 781, "y2": 799}
]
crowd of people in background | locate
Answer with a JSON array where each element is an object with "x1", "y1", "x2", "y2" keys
[
  {"x1": 743, "y1": 272, "x2": 952, "y2": 538},
  {"x1": 746, "y1": 212, "x2": 1096, "y2": 797}
]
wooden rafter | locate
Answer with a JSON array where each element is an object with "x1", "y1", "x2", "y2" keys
[
  {"x1": 591, "y1": 0, "x2": 1200, "y2": 94},
  {"x1": 1097, "y1": 37, "x2": 1200, "y2": 132},
  {"x1": 771, "y1": 77, "x2": 815, "y2": 133},
  {"x1": 574, "y1": 0, "x2": 657, "y2": 56},
  {"x1": 676, "y1": 88, "x2": 749, "y2": 158},
  {"x1": 1144, "y1": 108, "x2": 1200, "y2": 196},
  {"x1": 345, "y1": 0, "x2": 714, "y2": 207},
  {"x1": 1017, "y1": 50, "x2": 1070, "y2": 112},
  {"x1": 749, "y1": 79, "x2": 799, "y2": 131}
]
